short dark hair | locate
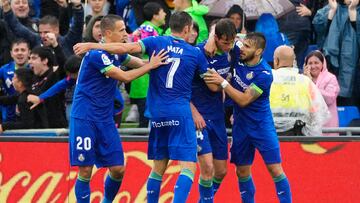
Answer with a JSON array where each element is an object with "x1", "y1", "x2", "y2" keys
[
  {"x1": 215, "y1": 18, "x2": 237, "y2": 41},
  {"x1": 64, "y1": 55, "x2": 82, "y2": 73},
  {"x1": 14, "y1": 68, "x2": 34, "y2": 90},
  {"x1": 143, "y1": 2, "x2": 163, "y2": 21},
  {"x1": 31, "y1": 46, "x2": 55, "y2": 68},
  {"x1": 305, "y1": 50, "x2": 325, "y2": 65},
  {"x1": 39, "y1": 15, "x2": 59, "y2": 27},
  {"x1": 245, "y1": 32, "x2": 266, "y2": 50},
  {"x1": 100, "y1": 14, "x2": 123, "y2": 35},
  {"x1": 169, "y1": 11, "x2": 192, "y2": 33},
  {"x1": 11, "y1": 38, "x2": 30, "y2": 50}
]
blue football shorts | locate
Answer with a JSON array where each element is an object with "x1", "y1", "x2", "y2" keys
[
  {"x1": 230, "y1": 123, "x2": 281, "y2": 166},
  {"x1": 148, "y1": 116, "x2": 197, "y2": 162},
  {"x1": 197, "y1": 119, "x2": 228, "y2": 160},
  {"x1": 69, "y1": 117, "x2": 124, "y2": 167}
]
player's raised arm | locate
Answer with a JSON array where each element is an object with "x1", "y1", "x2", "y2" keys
[
  {"x1": 73, "y1": 42, "x2": 143, "y2": 56},
  {"x1": 204, "y1": 69, "x2": 261, "y2": 107},
  {"x1": 105, "y1": 49, "x2": 168, "y2": 83}
]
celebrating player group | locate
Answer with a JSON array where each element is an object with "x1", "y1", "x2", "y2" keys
[{"x1": 72, "y1": 11, "x2": 292, "y2": 203}]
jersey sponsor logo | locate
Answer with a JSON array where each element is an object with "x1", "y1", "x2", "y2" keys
[
  {"x1": 167, "y1": 45, "x2": 183, "y2": 55},
  {"x1": 246, "y1": 71, "x2": 254, "y2": 80},
  {"x1": 234, "y1": 73, "x2": 249, "y2": 90},
  {"x1": 101, "y1": 54, "x2": 112, "y2": 66},
  {"x1": 151, "y1": 120, "x2": 180, "y2": 128},
  {"x1": 217, "y1": 67, "x2": 230, "y2": 75}
]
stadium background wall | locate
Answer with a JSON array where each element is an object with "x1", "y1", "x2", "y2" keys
[{"x1": 0, "y1": 137, "x2": 359, "y2": 203}]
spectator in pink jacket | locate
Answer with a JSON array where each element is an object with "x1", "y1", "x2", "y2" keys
[{"x1": 304, "y1": 50, "x2": 340, "y2": 135}]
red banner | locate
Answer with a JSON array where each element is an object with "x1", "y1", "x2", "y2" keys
[{"x1": 0, "y1": 141, "x2": 359, "y2": 202}]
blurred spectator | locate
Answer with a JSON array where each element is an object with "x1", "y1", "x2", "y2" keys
[
  {"x1": 278, "y1": 0, "x2": 313, "y2": 70},
  {"x1": 270, "y1": 46, "x2": 330, "y2": 136},
  {"x1": 2, "y1": 0, "x2": 84, "y2": 57},
  {"x1": 116, "y1": 0, "x2": 138, "y2": 32},
  {"x1": 0, "y1": 39, "x2": 30, "y2": 123},
  {"x1": 0, "y1": 19, "x2": 14, "y2": 66},
  {"x1": 84, "y1": 0, "x2": 108, "y2": 25},
  {"x1": 304, "y1": 50, "x2": 340, "y2": 134},
  {"x1": 188, "y1": 21, "x2": 199, "y2": 45},
  {"x1": 10, "y1": 0, "x2": 39, "y2": 32},
  {"x1": 225, "y1": 4, "x2": 247, "y2": 34},
  {"x1": 0, "y1": 68, "x2": 48, "y2": 132},
  {"x1": 313, "y1": 0, "x2": 359, "y2": 100},
  {"x1": 255, "y1": 13, "x2": 289, "y2": 67},
  {"x1": 167, "y1": 0, "x2": 209, "y2": 44},
  {"x1": 83, "y1": 15, "x2": 103, "y2": 42},
  {"x1": 131, "y1": 0, "x2": 171, "y2": 32},
  {"x1": 29, "y1": 46, "x2": 67, "y2": 128},
  {"x1": 141, "y1": 2, "x2": 166, "y2": 35}
]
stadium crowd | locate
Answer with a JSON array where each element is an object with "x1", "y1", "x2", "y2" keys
[{"x1": 0, "y1": 0, "x2": 359, "y2": 136}]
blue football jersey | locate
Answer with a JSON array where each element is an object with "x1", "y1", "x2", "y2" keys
[
  {"x1": 140, "y1": 36, "x2": 208, "y2": 118},
  {"x1": 191, "y1": 42, "x2": 231, "y2": 120},
  {"x1": 71, "y1": 49, "x2": 129, "y2": 122},
  {"x1": 231, "y1": 59, "x2": 275, "y2": 129}
]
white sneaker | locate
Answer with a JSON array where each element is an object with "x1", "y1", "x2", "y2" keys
[{"x1": 125, "y1": 105, "x2": 139, "y2": 122}]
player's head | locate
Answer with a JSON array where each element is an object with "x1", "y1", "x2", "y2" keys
[
  {"x1": 64, "y1": 55, "x2": 82, "y2": 79},
  {"x1": 100, "y1": 14, "x2": 127, "y2": 43},
  {"x1": 29, "y1": 46, "x2": 55, "y2": 76},
  {"x1": 273, "y1": 45, "x2": 295, "y2": 69},
  {"x1": 10, "y1": 38, "x2": 30, "y2": 67},
  {"x1": 143, "y1": 2, "x2": 166, "y2": 26},
  {"x1": 215, "y1": 18, "x2": 237, "y2": 53},
  {"x1": 240, "y1": 32, "x2": 266, "y2": 63},
  {"x1": 13, "y1": 67, "x2": 34, "y2": 93},
  {"x1": 169, "y1": 11, "x2": 193, "y2": 41}
]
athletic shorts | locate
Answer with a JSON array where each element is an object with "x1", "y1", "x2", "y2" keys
[
  {"x1": 230, "y1": 123, "x2": 281, "y2": 165},
  {"x1": 69, "y1": 117, "x2": 124, "y2": 167},
  {"x1": 148, "y1": 116, "x2": 197, "y2": 162},
  {"x1": 197, "y1": 119, "x2": 228, "y2": 160}
]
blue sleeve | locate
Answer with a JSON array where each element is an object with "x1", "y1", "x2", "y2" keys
[
  {"x1": 90, "y1": 51, "x2": 117, "y2": 73},
  {"x1": 39, "y1": 78, "x2": 74, "y2": 100},
  {"x1": 197, "y1": 48, "x2": 209, "y2": 76},
  {"x1": 251, "y1": 71, "x2": 272, "y2": 95},
  {"x1": 139, "y1": 36, "x2": 157, "y2": 56}
]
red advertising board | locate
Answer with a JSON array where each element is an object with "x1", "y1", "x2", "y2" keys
[{"x1": 0, "y1": 141, "x2": 359, "y2": 202}]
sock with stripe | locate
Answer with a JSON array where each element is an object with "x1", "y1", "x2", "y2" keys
[
  {"x1": 212, "y1": 177, "x2": 224, "y2": 195},
  {"x1": 199, "y1": 177, "x2": 214, "y2": 203},
  {"x1": 274, "y1": 173, "x2": 292, "y2": 203},
  {"x1": 75, "y1": 175, "x2": 91, "y2": 203},
  {"x1": 147, "y1": 171, "x2": 163, "y2": 203},
  {"x1": 173, "y1": 168, "x2": 194, "y2": 203},
  {"x1": 102, "y1": 173, "x2": 123, "y2": 203},
  {"x1": 238, "y1": 176, "x2": 255, "y2": 203}
]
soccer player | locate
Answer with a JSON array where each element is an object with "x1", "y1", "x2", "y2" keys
[
  {"x1": 73, "y1": 11, "x2": 218, "y2": 203},
  {"x1": 191, "y1": 18, "x2": 236, "y2": 202},
  {"x1": 204, "y1": 32, "x2": 292, "y2": 203},
  {"x1": 69, "y1": 14, "x2": 168, "y2": 203}
]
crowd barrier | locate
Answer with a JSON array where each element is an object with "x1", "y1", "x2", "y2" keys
[{"x1": 0, "y1": 131, "x2": 360, "y2": 202}]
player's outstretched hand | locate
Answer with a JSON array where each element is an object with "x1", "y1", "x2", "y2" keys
[
  {"x1": 27, "y1": 94, "x2": 41, "y2": 110},
  {"x1": 204, "y1": 68, "x2": 223, "y2": 85},
  {"x1": 73, "y1": 43, "x2": 98, "y2": 55},
  {"x1": 148, "y1": 49, "x2": 169, "y2": 69}
]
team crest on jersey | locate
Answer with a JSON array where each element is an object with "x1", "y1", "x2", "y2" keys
[
  {"x1": 101, "y1": 54, "x2": 112, "y2": 66},
  {"x1": 78, "y1": 154, "x2": 85, "y2": 162},
  {"x1": 246, "y1": 71, "x2": 254, "y2": 80}
]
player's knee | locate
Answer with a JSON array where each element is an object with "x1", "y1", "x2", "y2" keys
[
  {"x1": 214, "y1": 167, "x2": 227, "y2": 179},
  {"x1": 200, "y1": 162, "x2": 214, "y2": 179},
  {"x1": 109, "y1": 166, "x2": 125, "y2": 179},
  {"x1": 266, "y1": 164, "x2": 283, "y2": 177},
  {"x1": 78, "y1": 166, "x2": 93, "y2": 179},
  {"x1": 236, "y1": 166, "x2": 251, "y2": 178}
]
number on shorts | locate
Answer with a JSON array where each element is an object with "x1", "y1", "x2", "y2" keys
[
  {"x1": 196, "y1": 130, "x2": 204, "y2": 140},
  {"x1": 166, "y1": 58, "x2": 180, "y2": 88},
  {"x1": 76, "y1": 136, "x2": 91, "y2": 151}
]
